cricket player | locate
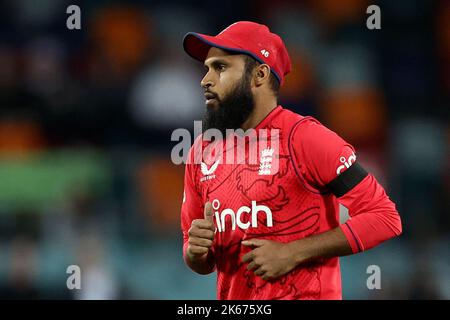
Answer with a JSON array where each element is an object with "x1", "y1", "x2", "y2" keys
[{"x1": 180, "y1": 21, "x2": 402, "y2": 299}]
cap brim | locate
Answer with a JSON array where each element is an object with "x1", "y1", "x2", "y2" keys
[
  {"x1": 183, "y1": 32, "x2": 218, "y2": 62},
  {"x1": 183, "y1": 32, "x2": 260, "y2": 63}
]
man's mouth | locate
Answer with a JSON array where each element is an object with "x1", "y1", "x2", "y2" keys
[{"x1": 204, "y1": 92, "x2": 217, "y2": 105}]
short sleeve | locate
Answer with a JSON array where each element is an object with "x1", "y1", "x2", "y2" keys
[{"x1": 290, "y1": 118, "x2": 357, "y2": 192}]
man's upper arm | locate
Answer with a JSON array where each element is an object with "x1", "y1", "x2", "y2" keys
[{"x1": 290, "y1": 119, "x2": 366, "y2": 193}]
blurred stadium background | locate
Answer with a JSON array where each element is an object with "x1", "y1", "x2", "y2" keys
[{"x1": 0, "y1": 0, "x2": 448, "y2": 299}]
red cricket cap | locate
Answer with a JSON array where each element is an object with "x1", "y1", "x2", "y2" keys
[{"x1": 183, "y1": 21, "x2": 292, "y2": 85}]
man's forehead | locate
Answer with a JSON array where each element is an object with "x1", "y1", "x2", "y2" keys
[{"x1": 204, "y1": 47, "x2": 244, "y2": 65}]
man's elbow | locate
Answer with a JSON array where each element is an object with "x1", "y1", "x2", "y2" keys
[
  {"x1": 381, "y1": 210, "x2": 403, "y2": 243},
  {"x1": 355, "y1": 209, "x2": 403, "y2": 251},
  {"x1": 392, "y1": 211, "x2": 403, "y2": 237}
]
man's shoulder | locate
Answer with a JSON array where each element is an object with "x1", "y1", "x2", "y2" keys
[
  {"x1": 277, "y1": 106, "x2": 330, "y2": 137},
  {"x1": 279, "y1": 108, "x2": 349, "y2": 154}
]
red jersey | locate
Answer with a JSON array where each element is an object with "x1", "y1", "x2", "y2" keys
[{"x1": 181, "y1": 105, "x2": 402, "y2": 300}]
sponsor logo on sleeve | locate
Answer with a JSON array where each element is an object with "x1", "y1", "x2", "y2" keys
[{"x1": 336, "y1": 152, "x2": 356, "y2": 175}]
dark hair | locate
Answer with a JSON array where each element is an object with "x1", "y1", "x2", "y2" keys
[{"x1": 243, "y1": 55, "x2": 280, "y2": 98}]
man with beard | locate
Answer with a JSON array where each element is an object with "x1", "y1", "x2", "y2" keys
[{"x1": 180, "y1": 21, "x2": 402, "y2": 300}]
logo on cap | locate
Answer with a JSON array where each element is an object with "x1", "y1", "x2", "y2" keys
[{"x1": 261, "y1": 49, "x2": 270, "y2": 58}]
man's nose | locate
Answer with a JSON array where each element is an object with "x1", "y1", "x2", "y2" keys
[{"x1": 201, "y1": 71, "x2": 214, "y2": 89}]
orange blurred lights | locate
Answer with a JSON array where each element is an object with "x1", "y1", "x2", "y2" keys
[
  {"x1": 436, "y1": 1, "x2": 450, "y2": 90},
  {"x1": 320, "y1": 88, "x2": 387, "y2": 146},
  {"x1": 137, "y1": 157, "x2": 185, "y2": 231},
  {"x1": 91, "y1": 6, "x2": 152, "y2": 78},
  {"x1": 312, "y1": 0, "x2": 370, "y2": 27},
  {"x1": 0, "y1": 120, "x2": 46, "y2": 157},
  {"x1": 280, "y1": 49, "x2": 315, "y2": 101}
]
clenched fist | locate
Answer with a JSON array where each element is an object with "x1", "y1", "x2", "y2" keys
[
  {"x1": 186, "y1": 202, "x2": 215, "y2": 262},
  {"x1": 242, "y1": 239, "x2": 299, "y2": 281}
]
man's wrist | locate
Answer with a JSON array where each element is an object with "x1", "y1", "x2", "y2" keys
[
  {"x1": 288, "y1": 239, "x2": 313, "y2": 266},
  {"x1": 186, "y1": 250, "x2": 207, "y2": 263},
  {"x1": 185, "y1": 250, "x2": 216, "y2": 274}
]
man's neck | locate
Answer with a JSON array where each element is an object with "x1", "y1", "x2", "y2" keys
[{"x1": 241, "y1": 99, "x2": 278, "y2": 130}]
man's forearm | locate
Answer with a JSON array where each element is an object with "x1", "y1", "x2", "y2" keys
[
  {"x1": 290, "y1": 227, "x2": 353, "y2": 265},
  {"x1": 185, "y1": 250, "x2": 216, "y2": 275}
]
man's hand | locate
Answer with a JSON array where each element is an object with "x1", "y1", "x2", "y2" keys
[
  {"x1": 242, "y1": 228, "x2": 354, "y2": 281},
  {"x1": 186, "y1": 202, "x2": 215, "y2": 263},
  {"x1": 242, "y1": 239, "x2": 300, "y2": 281}
]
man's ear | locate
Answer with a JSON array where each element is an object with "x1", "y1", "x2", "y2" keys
[{"x1": 254, "y1": 64, "x2": 271, "y2": 87}]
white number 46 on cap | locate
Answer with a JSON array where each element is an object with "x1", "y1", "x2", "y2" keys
[{"x1": 261, "y1": 49, "x2": 270, "y2": 57}]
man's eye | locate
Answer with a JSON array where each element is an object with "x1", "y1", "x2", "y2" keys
[{"x1": 218, "y1": 64, "x2": 226, "y2": 71}]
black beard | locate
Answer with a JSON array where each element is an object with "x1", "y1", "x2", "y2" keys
[{"x1": 202, "y1": 74, "x2": 254, "y2": 137}]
